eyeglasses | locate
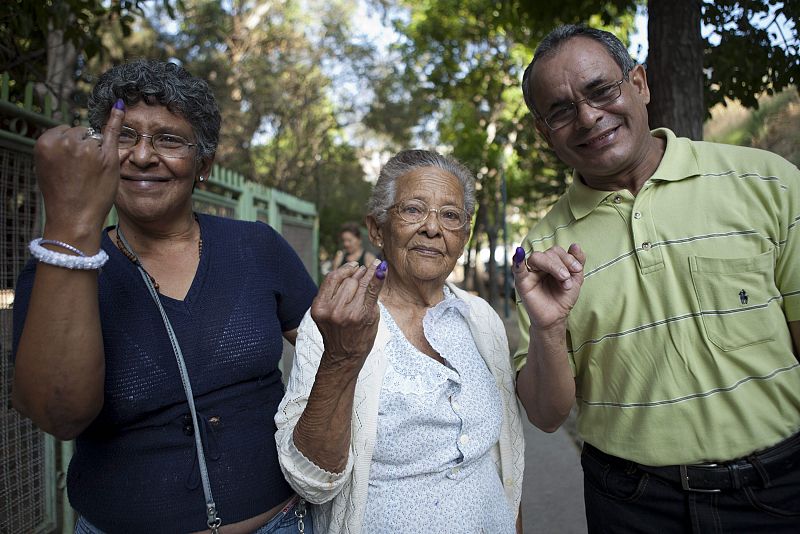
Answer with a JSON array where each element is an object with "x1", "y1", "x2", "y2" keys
[
  {"x1": 539, "y1": 79, "x2": 625, "y2": 130},
  {"x1": 387, "y1": 199, "x2": 470, "y2": 231},
  {"x1": 116, "y1": 126, "x2": 196, "y2": 158}
]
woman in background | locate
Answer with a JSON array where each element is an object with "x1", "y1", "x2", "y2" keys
[{"x1": 331, "y1": 221, "x2": 377, "y2": 269}]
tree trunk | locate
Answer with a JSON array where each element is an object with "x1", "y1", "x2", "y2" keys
[
  {"x1": 486, "y1": 223, "x2": 498, "y2": 306},
  {"x1": 646, "y1": 0, "x2": 704, "y2": 140},
  {"x1": 35, "y1": 24, "x2": 77, "y2": 121},
  {"x1": 472, "y1": 203, "x2": 487, "y2": 299}
]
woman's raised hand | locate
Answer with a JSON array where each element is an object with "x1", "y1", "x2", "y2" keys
[
  {"x1": 33, "y1": 100, "x2": 125, "y2": 240},
  {"x1": 311, "y1": 259, "x2": 387, "y2": 368},
  {"x1": 512, "y1": 244, "x2": 585, "y2": 331}
]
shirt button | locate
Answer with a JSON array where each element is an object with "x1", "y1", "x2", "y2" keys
[
  {"x1": 612, "y1": 195, "x2": 622, "y2": 204},
  {"x1": 633, "y1": 211, "x2": 642, "y2": 219},
  {"x1": 450, "y1": 466, "x2": 461, "y2": 475},
  {"x1": 182, "y1": 414, "x2": 194, "y2": 436},
  {"x1": 641, "y1": 242, "x2": 651, "y2": 250},
  {"x1": 459, "y1": 434, "x2": 470, "y2": 445},
  {"x1": 452, "y1": 400, "x2": 460, "y2": 411}
]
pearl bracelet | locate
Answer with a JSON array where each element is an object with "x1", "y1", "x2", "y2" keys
[{"x1": 29, "y1": 238, "x2": 109, "y2": 270}]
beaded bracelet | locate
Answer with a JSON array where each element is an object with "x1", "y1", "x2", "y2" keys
[
  {"x1": 38, "y1": 239, "x2": 87, "y2": 257},
  {"x1": 29, "y1": 238, "x2": 109, "y2": 270}
]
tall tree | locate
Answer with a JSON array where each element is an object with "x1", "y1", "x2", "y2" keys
[
  {"x1": 646, "y1": 0, "x2": 704, "y2": 139},
  {"x1": 648, "y1": 0, "x2": 799, "y2": 138}
]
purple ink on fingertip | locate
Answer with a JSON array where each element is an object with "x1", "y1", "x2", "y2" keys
[
  {"x1": 114, "y1": 99, "x2": 125, "y2": 111},
  {"x1": 513, "y1": 246, "x2": 525, "y2": 267},
  {"x1": 375, "y1": 260, "x2": 388, "y2": 280}
]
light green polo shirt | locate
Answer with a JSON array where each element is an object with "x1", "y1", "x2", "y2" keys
[{"x1": 516, "y1": 129, "x2": 800, "y2": 465}]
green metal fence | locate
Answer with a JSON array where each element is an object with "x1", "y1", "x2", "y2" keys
[{"x1": 1, "y1": 74, "x2": 317, "y2": 533}]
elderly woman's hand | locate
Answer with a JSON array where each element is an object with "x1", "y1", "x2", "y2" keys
[
  {"x1": 512, "y1": 244, "x2": 585, "y2": 331},
  {"x1": 312, "y1": 259, "x2": 387, "y2": 369},
  {"x1": 33, "y1": 100, "x2": 125, "y2": 240}
]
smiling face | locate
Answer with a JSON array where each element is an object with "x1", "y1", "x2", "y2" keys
[
  {"x1": 113, "y1": 102, "x2": 212, "y2": 224},
  {"x1": 530, "y1": 37, "x2": 657, "y2": 190},
  {"x1": 372, "y1": 166, "x2": 470, "y2": 288}
]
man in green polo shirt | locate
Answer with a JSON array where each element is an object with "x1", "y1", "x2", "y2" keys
[{"x1": 513, "y1": 24, "x2": 800, "y2": 532}]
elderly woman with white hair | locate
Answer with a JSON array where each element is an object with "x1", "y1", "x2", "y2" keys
[{"x1": 276, "y1": 149, "x2": 525, "y2": 533}]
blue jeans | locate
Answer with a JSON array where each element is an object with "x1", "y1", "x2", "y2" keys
[
  {"x1": 582, "y1": 441, "x2": 800, "y2": 533},
  {"x1": 257, "y1": 497, "x2": 312, "y2": 534},
  {"x1": 75, "y1": 497, "x2": 312, "y2": 534}
]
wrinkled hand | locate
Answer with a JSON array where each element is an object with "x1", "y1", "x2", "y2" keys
[
  {"x1": 512, "y1": 244, "x2": 585, "y2": 330},
  {"x1": 33, "y1": 101, "x2": 125, "y2": 235},
  {"x1": 311, "y1": 260, "x2": 387, "y2": 369}
]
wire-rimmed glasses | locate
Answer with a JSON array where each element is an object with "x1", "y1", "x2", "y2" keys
[
  {"x1": 387, "y1": 199, "x2": 470, "y2": 230},
  {"x1": 116, "y1": 126, "x2": 197, "y2": 158},
  {"x1": 539, "y1": 78, "x2": 625, "y2": 130}
]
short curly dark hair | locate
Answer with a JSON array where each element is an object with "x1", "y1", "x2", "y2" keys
[{"x1": 88, "y1": 59, "x2": 221, "y2": 161}]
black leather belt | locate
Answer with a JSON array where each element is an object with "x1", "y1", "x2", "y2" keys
[{"x1": 584, "y1": 430, "x2": 800, "y2": 493}]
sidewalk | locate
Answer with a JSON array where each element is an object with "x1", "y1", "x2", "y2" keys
[
  {"x1": 496, "y1": 302, "x2": 587, "y2": 533},
  {"x1": 521, "y1": 421, "x2": 587, "y2": 533}
]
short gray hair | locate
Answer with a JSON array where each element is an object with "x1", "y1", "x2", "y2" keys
[
  {"x1": 367, "y1": 149, "x2": 476, "y2": 226},
  {"x1": 88, "y1": 59, "x2": 221, "y2": 161},
  {"x1": 521, "y1": 25, "x2": 636, "y2": 116}
]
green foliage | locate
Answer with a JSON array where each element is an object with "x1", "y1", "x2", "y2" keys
[
  {"x1": 703, "y1": 1, "x2": 800, "y2": 112},
  {"x1": 6, "y1": 0, "x2": 378, "y2": 259},
  {"x1": 312, "y1": 143, "x2": 375, "y2": 257},
  {"x1": 365, "y1": 0, "x2": 635, "y2": 250},
  {"x1": 0, "y1": 0, "x2": 174, "y2": 85},
  {"x1": 142, "y1": 0, "x2": 376, "y2": 257}
]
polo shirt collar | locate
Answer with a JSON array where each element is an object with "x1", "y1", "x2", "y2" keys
[{"x1": 566, "y1": 128, "x2": 700, "y2": 220}]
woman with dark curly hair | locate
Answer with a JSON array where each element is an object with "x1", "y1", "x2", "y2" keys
[{"x1": 12, "y1": 60, "x2": 316, "y2": 534}]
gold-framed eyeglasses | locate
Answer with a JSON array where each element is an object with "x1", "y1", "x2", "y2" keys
[
  {"x1": 387, "y1": 199, "x2": 470, "y2": 231},
  {"x1": 539, "y1": 78, "x2": 625, "y2": 131},
  {"x1": 116, "y1": 126, "x2": 196, "y2": 158}
]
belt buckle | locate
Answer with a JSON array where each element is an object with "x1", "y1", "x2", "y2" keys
[{"x1": 680, "y1": 464, "x2": 722, "y2": 493}]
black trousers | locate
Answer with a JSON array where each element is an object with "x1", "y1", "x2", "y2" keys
[{"x1": 582, "y1": 436, "x2": 800, "y2": 533}]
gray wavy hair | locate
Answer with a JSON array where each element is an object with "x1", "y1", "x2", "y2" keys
[
  {"x1": 522, "y1": 25, "x2": 636, "y2": 116},
  {"x1": 88, "y1": 59, "x2": 221, "y2": 161},
  {"x1": 367, "y1": 149, "x2": 476, "y2": 227}
]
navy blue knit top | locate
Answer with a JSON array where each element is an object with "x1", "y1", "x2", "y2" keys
[{"x1": 12, "y1": 214, "x2": 317, "y2": 533}]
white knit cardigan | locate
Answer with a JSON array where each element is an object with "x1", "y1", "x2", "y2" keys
[{"x1": 275, "y1": 283, "x2": 525, "y2": 534}]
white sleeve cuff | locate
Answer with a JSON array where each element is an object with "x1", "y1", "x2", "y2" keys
[{"x1": 279, "y1": 431, "x2": 354, "y2": 504}]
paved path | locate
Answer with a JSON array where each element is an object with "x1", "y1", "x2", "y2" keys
[
  {"x1": 520, "y1": 420, "x2": 587, "y2": 533},
  {"x1": 496, "y1": 302, "x2": 587, "y2": 533}
]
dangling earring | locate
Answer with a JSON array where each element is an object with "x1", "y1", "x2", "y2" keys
[{"x1": 376, "y1": 241, "x2": 382, "y2": 248}]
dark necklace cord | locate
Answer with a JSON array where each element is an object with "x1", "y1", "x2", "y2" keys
[{"x1": 115, "y1": 213, "x2": 202, "y2": 293}]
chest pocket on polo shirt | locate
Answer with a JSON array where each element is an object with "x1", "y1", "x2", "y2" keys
[{"x1": 689, "y1": 250, "x2": 777, "y2": 352}]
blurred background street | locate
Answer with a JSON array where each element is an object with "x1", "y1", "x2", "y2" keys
[{"x1": 500, "y1": 305, "x2": 588, "y2": 534}]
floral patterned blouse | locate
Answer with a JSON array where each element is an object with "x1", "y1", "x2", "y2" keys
[{"x1": 361, "y1": 287, "x2": 516, "y2": 533}]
